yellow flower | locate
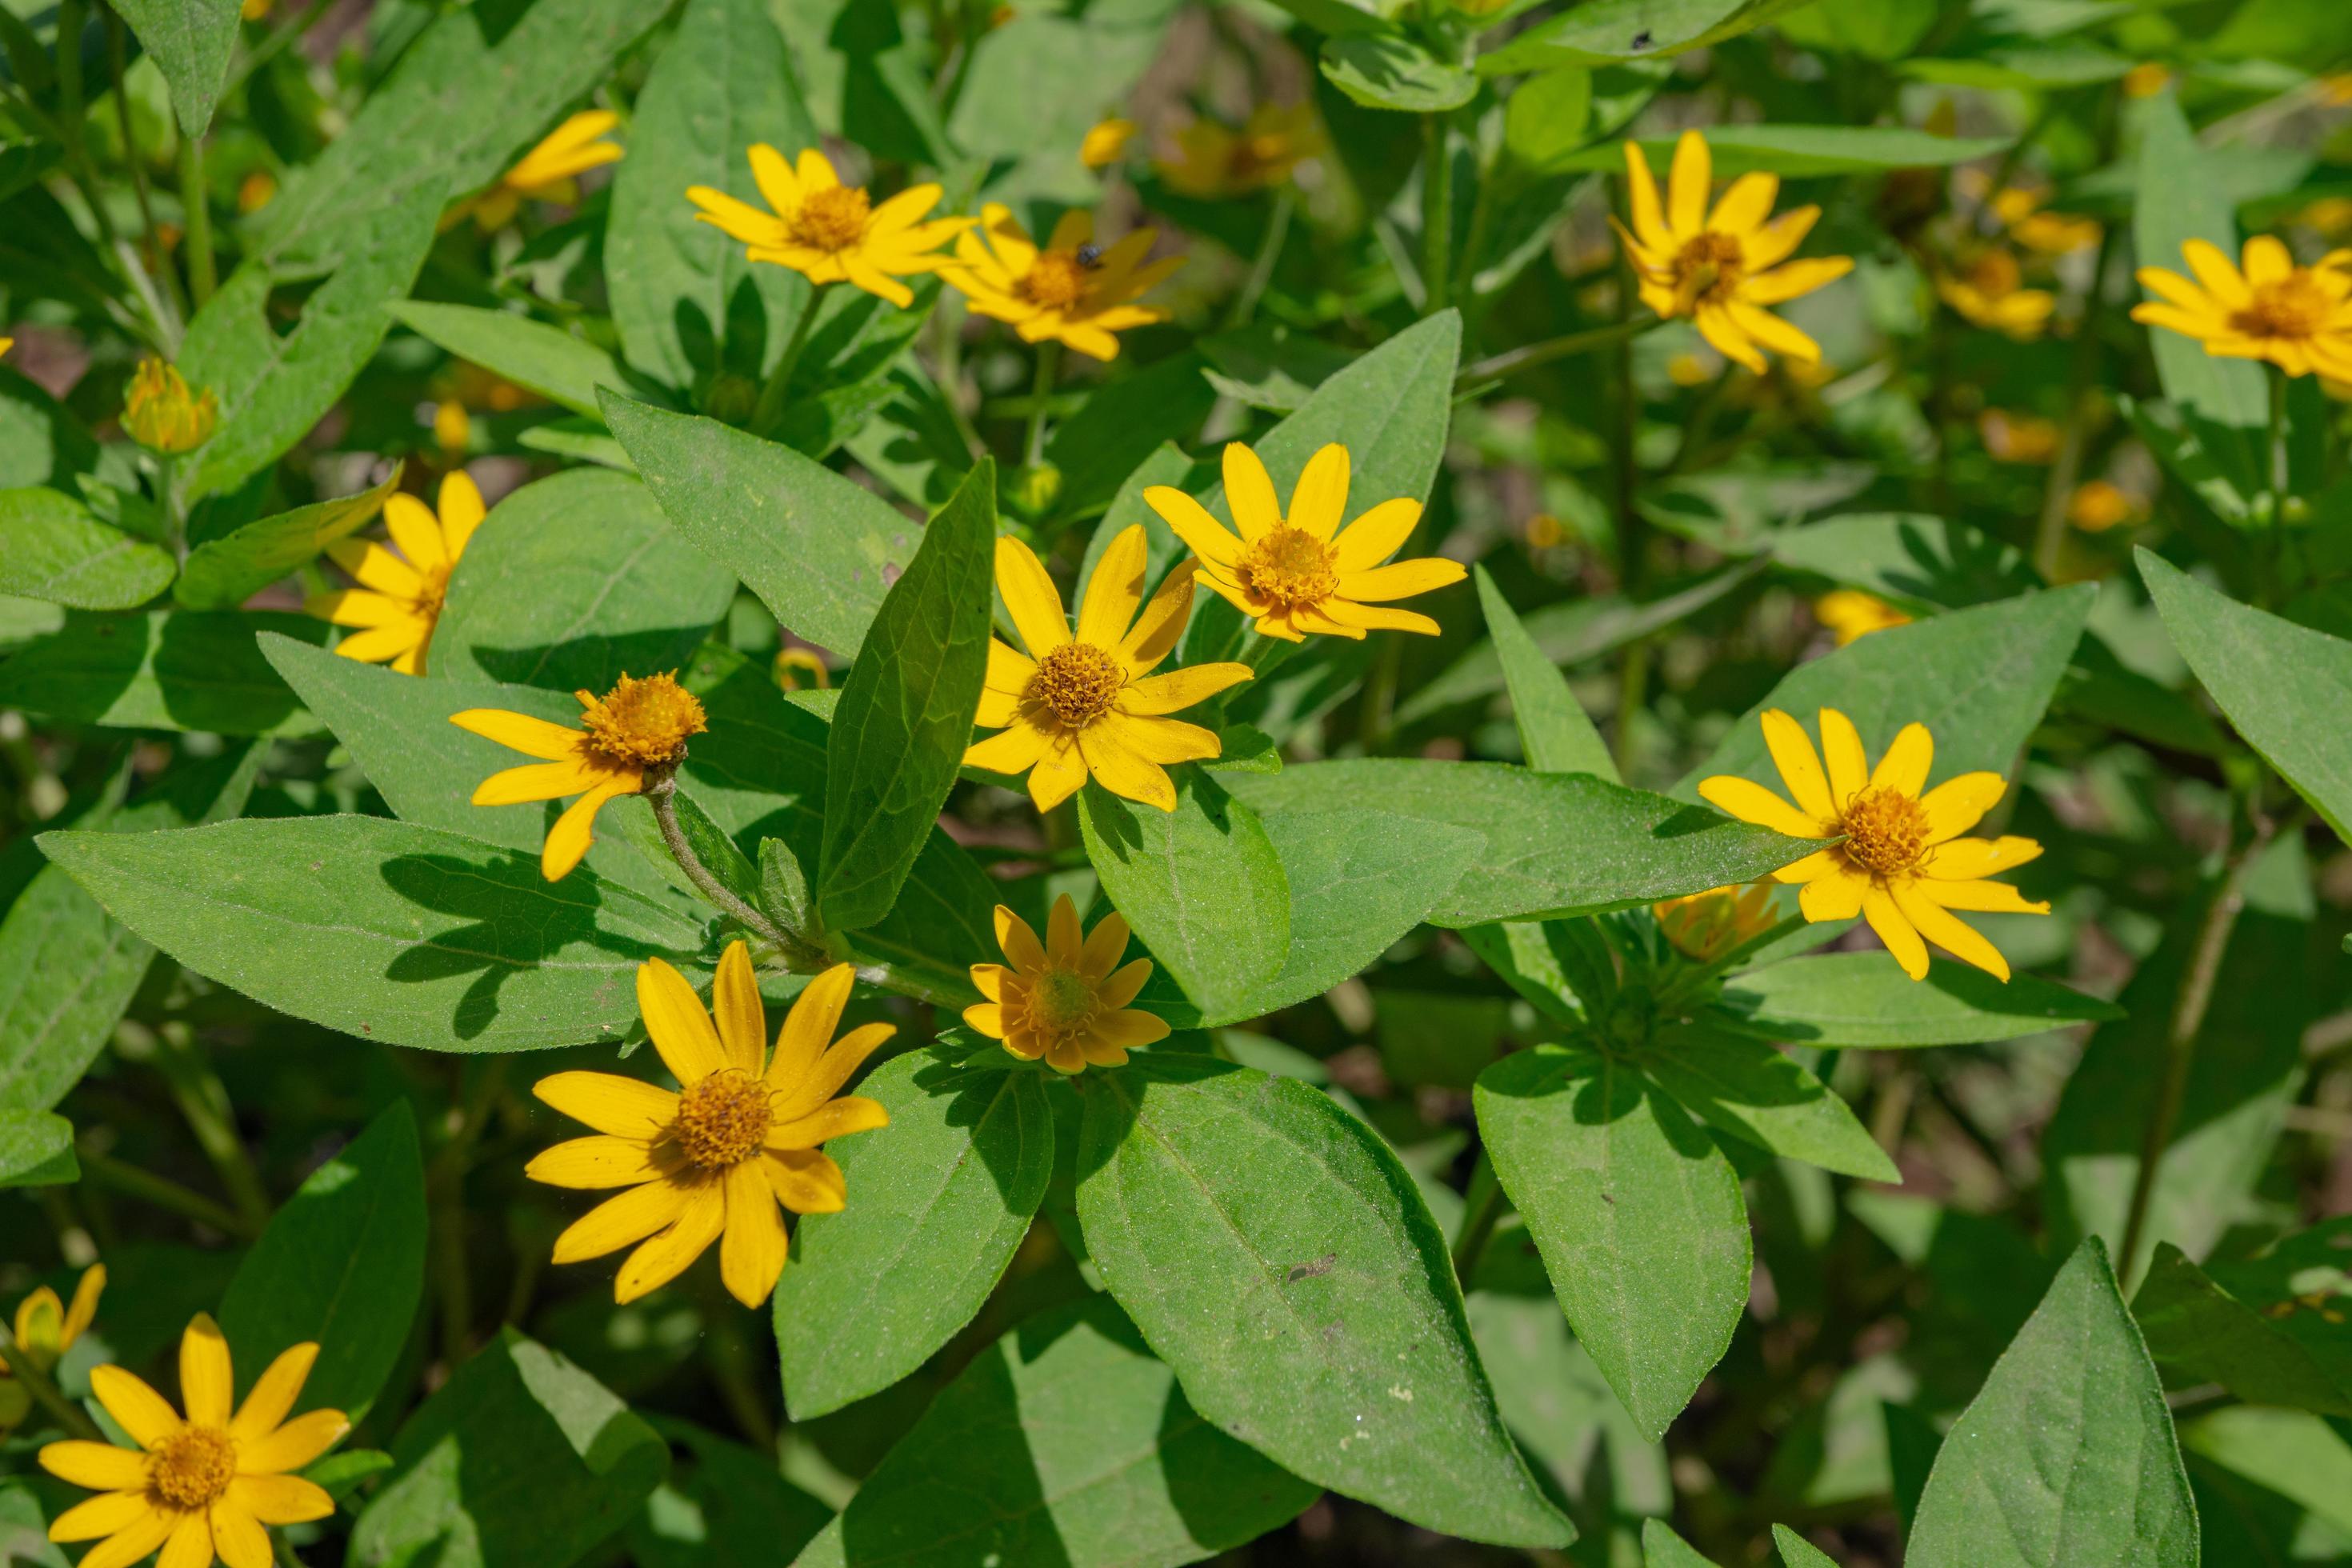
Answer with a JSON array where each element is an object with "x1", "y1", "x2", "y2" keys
[
  {"x1": 1700, "y1": 709, "x2": 2050, "y2": 982},
  {"x1": 1978, "y1": 408, "x2": 2061, "y2": 464},
  {"x1": 965, "y1": 894, "x2": 1167, "y2": 1073},
  {"x1": 2300, "y1": 197, "x2": 2352, "y2": 239},
  {"x1": 1147, "y1": 441, "x2": 1465, "y2": 642},
  {"x1": 1613, "y1": 130, "x2": 1854, "y2": 374},
  {"x1": 2122, "y1": 62, "x2": 2174, "y2": 98},
  {"x1": 240, "y1": 0, "x2": 266, "y2": 17},
  {"x1": 2132, "y1": 237, "x2": 2352, "y2": 380},
  {"x1": 122, "y1": 358, "x2": 218, "y2": 453},
  {"x1": 1, "y1": 337, "x2": 14, "y2": 358},
  {"x1": 1654, "y1": 881, "x2": 1778, "y2": 963},
  {"x1": 1157, "y1": 104, "x2": 1323, "y2": 198},
  {"x1": 687, "y1": 145, "x2": 967, "y2": 309},
  {"x1": 1524, "y1": 512, "x2": 1567, "y2": 550},
  {"x1": 431, "y1": 399, "x2": 470, "y2": 458},
  {"x1": 1937, "y1": 248, "x2": 2056, "y2": 340},
  {"x1": 1666, "y1": 350, "x2": 1715, "y2": 386},
  {"x1": 1080, "y1": 117, "x2": 1135, "y2": 169},
  {"x1": 306, "y1": 470, "x2": 484, "y2": 677},
  {"x1": 1, "y1": 1264, "x2": 103, "y2": 1382},
  {"x1": 526, "y1": 943, "x2": 891, "y2": 1307},
  {"x1": 964, "y1": 525, "x2": 1250, "y2": 812},
  {"x1": 472, "y1": 110, "x2": 623, "y2": 229},
  {"x1": 38, "y1": 1314, "x2": 345, "y2": 1568},
  {"x1": 451, "y1": 670, "x2": 708, "y2": 880},
  {"x1": 938, "y1": 205, "x2": 1178, "y2": 362},
  {"x1": 1814, "y1": 590, "x2": 1910, "y2": 646},
  {"x1": 2323, "y1": 73, "x2": 2352, "y2": 108},
  {"x1": 2068, "y1": 478, "x2": 2143, "y2": 533},
  {"x1": 234, "y1": 170, "x2": 275, "y2": 214}
]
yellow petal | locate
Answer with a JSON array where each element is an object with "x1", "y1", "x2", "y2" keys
[
  {"x1": 766, "y1": 1095, "x2": 889, "y2": 1150},
  {"x1": 230, "y1": 1343, "x2": 318, "y2": 1442},
  {"x1": 1333, "y1": 556, "x2": 1462, "y2": 602},
  {"x1": 763, "y1": 1148, "x2": 846, "y2": 1214},
  {"x1": 1818, "y1": 707, "x2": 1868, "y2": 806},
  {"x1": 1089, "y1": 1008, "x2": 1169, "y2": 1050},
  {"x1": 1078, "y1": 912, "x2": 1130, "y2": 979},
  {"x1": 771, "y1": 1022, "x2": 894, "y2": 1123},
  {"x1": 1046, "y1": 893, "x2": 1083, "y2": 965},
  {"x1": 327, "y1": 538, "x2": 424, "y2": 598},
  {"x1": 637, "y1": 957, "x2": 728, "y2": 1085},
  {"x1": 1770, "y1": 846, "x2": 1842, "y2": 885},
  {"x1": 333, "y1": 621, "x2": 429, "y2": 664},
  {"x1": 1919, "y1": 772, "x2": 2006, "y2": 844},
  {"x1": 1799, "y1": 867, "x2": 1869, "y2": 922},
  {"x1": 1667, "y1": 128, "x2": 1710, "y2": 238},
  {"x1": 1096, "y1": 711, "x2": 1220, "y2": 766},
  {"x1": 1114, "y1": 662, "x2": 1249, "y2": 718},
  {"x1": 382, "y1": 493, "x2": 447, "y2": 572},
  {"x1": 747, "y1": 143, "x2": 802, "y2": 217},
  {"x1": 450, "y1": 707, "x2": 584, "y2": 762},
  {"x1": 552, "y1": 1178, "x2": 694, "y2": 1264},
  {"x1": 1222, "y1": 442, "x2": 1282, "y2": 542},
  {"x1": 1861, "y1": 885, "x2": 1930, "y2": 981},
  {"x1": 533, "y1": 1070, "x2": 678, "y2": 1139},
  {"x1": 209, "y1": 1495, "x2": 274, "y2": 1568},
  {"x1": 710, "y1": 940, "x2": 767, "y2": 1074},
  {"x1": 228, "y1": 1473, "x2": 334, "y2": 1526},
  {"x1": 306, "y1": 588, "x2": 410, "y2": 629},
  {"x1": 471, "y1": 758, "x2": 601, "y2": 806},
  {"x1": 769, "y1": 962, "x2": 856, "y2": 1090},
  {"x1": 1077, "y1": 725, "x2": 1176, "y2": 810},
  {"x1": 538, "y1": 767, "x2": 632, "y2": 876},
  {"x1": 1914, "y1": 878, "x2": 2050, "y2": 914},
  {"x1": 966, "y1": 719, "x2": 1049, "y2": 777},
  {"x1": 64, "y1": 1265, "x2": 105, "y2": 1347},
  {"x1": 1099, "y1": 957, "x2": 1153, "y2": 1009},
  {"x1": 1330, "y1": 497, "x2": 1424, "y2": 572},
  {"x1": 614, "y1": 1183, "x2": 727, "y2": 1303},
  {"x1": 1623, "y1": 140, "x2": 1670, "y2": 251},
  {"x1": 1709, "y1": 170, "x2": 1778, "y2": 235},
  {"x1": 718, "y1": 1160, "x2": 787, "y2": 1306},
  {"x1": 237, "y1": 1407, "x2": 349, "y2": 1475},
  {"x1": 1287, "y1": 444, "x2": 1350, "y2": 540},
  {"x1": 1144, "y1": 486, "x2": 1245, "y2": 569},
  {"x1": 180, "y1": 1313, "x2": 234, "y2": 1427},
  {"x1": 90, "y1": 1365, "x2": 182, "y2": 1446},
  {"x1": 1319, "y1": 599, "x2": 1441, "y2": 636},
  {"x1": 1868, "y1": 722, "x2": 1933, "y2": 798},
  {"x1": 47, "y1": 1491, "x2": 150, "y2": 1543},
  {"x1": 1027, "y1": 732, "x2": 1088, "y2": 811},
  {"x1": 994, "y1": 906, "x2": 1047, "y2": 973},
  {"x1": 1078, "y1": 525, "x2": 1149, "y2": 648},
  {"x1": 1698, "y1": 775, "x2": 1821, "y2": 838},
  {"x1": 39, "y1": 1440, "x2": 148, "y2": 1490},
  {"x1": 1118, "y1": 567, "x2": 1196, "y2": 676},
  {"x1": 1761, "y1": 709, "x2": 1835, "y2": 823},
  {"x1": 1743, "y1": 256, "x2": 1852, "y2": 306},
  {"x1": 1891, "y1": 878, "x2": 2010, "y2": 981},
  {"x1": 71, "y1": 1510, "x2": 174, "y2": 1568},
  {"x1": 2182, "y1": 238, "x2": 2250, "y2": 306},
  {"x1": 157, "y1": 1512, "x2": 210, "y2": 1568},
  {"x1": 994, "y1": 534, "x2": 1071, "y2": 657},
  {"x1": 525, "y1": 1134, "x2": 671, "y2": 1190}
]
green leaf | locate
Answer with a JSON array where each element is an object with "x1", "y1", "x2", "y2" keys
[
  {"x1": 179, "y1": 181, "x2": 444, "y2": 502},
  {"x1": 1542, "y1": 126, "x2": 2009, "y2": 174},
  {"x1": 1771, "y1": 1523, "x2": 1841, "y2": 1568},
  {"x1": 219, "y1": 1101, "x2": 426, "y2": 1418},
  {"x1": 627, "y1": 1420, "x2": 830, "y2": 1567},
  {"x1": 1465, "y1": 1287, "x2": 1671, "y2": 1523},
  {"x1": 774, "y1": 1051, "x2": 1053, "y2": 1419},
  {"x1": 1643, "y1": 1518, "x2": 1722, "y2": 1566},
  {"x1": 1230, "y1": 761, "x2": 1815, "y2": 927},
  {"x1": 2132, "y1": 90, "x2": 2269, "y2": 442},
  {"x1": 1503, "y1": 66, "x2": 1594, "y2": 174},
  {"x1": 39, "y1": 814, "x2": 706, "y2": 1051},
  {"x1": 1320, "y1": 30, "x2": 1478, "y2": 113},
  {"x1": 174, "y1": 466, "x2": 403, "y2": 611},
  {"x1": 1906, "y1": 1238, "x2": 2198, "y2": 1567},
  {"x1": 1676, "y1": 586, "x2": 2095, "y2": 799},
  {"x1": 1078, "y1": 1057, "x2": 1572, "y2": 1546},
  {"x1": 0, "y1": 487, "x2": 175, "y2": 609},
  {"x1": 1774, "y1": 0, "x2": 1938, "y2": 58},
  {"x1": 948, "y1": 9, "x2": 1170, "y2": 160},
  {"x1": 433, "y1": 468, "x2": 738, "y2": 691},
  {"x1": 249, "y1": 0, "x2": 670, "y2": 262},
  {"x1": 2141, "y1": 550, "x2": 2352, "y2": 844},
  {"x1": 1078, "y1": 772, "x2": 1290, "y2": 1022},
  {"x1": 1902, "y1": 44, "x2": 2133, "y2": 90},
  {"x1": 790, "y1": 1294, "x2": 1318, "y2": 1568},
  {"x1": 1710, "y1": 953, "x2": 2123, "y2": 1047},
  {"x1": 0, "y1": 609, "x2": 326, "y2": 734},
  {"x1": 2182, "y1": 1407, "x2": 2352, "y2": 1563},
  {"x1": 111, "y1": 0, "x2": 239, "y2": 135},
  {"x1": 0, "y1": 744, "x2": 260, "y2": 1110},
  {"x1": 2132, "y1": 1239, "x2": 2352, "y2": 1417},
  {"x1": 389, "y1": 302, "x2": 636, "y2": 420},
  {"x1": 1045, "y1": 352, "x2": 1219, "y2": 525},
  {"x1": 1642, "y1": 1024, "x2": 1897, "y2": 1181},
  {"x1": 1480, "y1": 0, "x2": 1817, "y2": 70},
  {"x1": 1768, "y1": 514, "x2": 2035, "y2": 613},
  {"x1": 1474, "y1": 565, "x2": 1618, "y2": 780},
  {"x1": 0, "y1": 365, "x2": 102, "y2": 490},
  {"x1": 1475, "y1": 1044, "x2": 1750, "y2": 1441},
  {"x1": 816, "y1": 462, "x2": 994, "y2": 934},
  {"x1": 604, "y1": 393, "x2": 918, "y2": 658},
  {"x1": 0, "y1": 1108, "x2": 77, "y2": 1187},
  {"x1": 350, "y1": 1329, "x2": 669, "y2": 1568}
]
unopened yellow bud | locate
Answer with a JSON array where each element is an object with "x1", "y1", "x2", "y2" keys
[{"x1": 122, "y1": 358, "x2": 218, "y2": 453}]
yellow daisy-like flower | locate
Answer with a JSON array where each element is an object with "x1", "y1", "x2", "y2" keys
[
  {"x1": 937, "y1": 206, "x2": 1178, "y2": 362},
  {"x1": 451, "y1": 670, "x2": 708, "y2": 881},
  {"x1": 1080, "y1": 117, "x2": 1135, "y2": 169},
  {"x1": 1813, "y1": 590, "x2": 1910, "y2": 646},
  {"x1": 1, "y1": 1263, "x2": 103, "y2": 1380},
  {"x1": 2132, "y1": 237, "x2": 2352, "y2": 380},
  {"x1": 526, "y1": 943, "x2": 891, "y2": 1307},
  {"x1": 964, "y1": 894, "x2": 1167, "y2": 1074},
  {"x1": 472, "y1": 110, "x2": 623, "y2": 230},
  {"x1": 1699, "y1": 709, "x2": 2050, "y2": 982},
  {"x1": 2068, "y1": 478, "x2": 2144, "y2": 533},
  {"x1": 2122, "y1": 62, "x2": 2174, "y2": 98},
  {"x1": 305, "y1": 470, "x2": 485, "y2": 677},
  {"x1": 1614, "y1": 130, "x2": 1854, "y2": 374},
  {"x1": 38, "y1": 1314, "x2": 345, "y2": 1568},
  {"x1": 122, "y1": 358, "x2": 218, "y2": 453},
  {"x1": 686, "y1": 145, "x2": 967, "y2": 309},
  {"x1": 1157, "y1": 104, "x2": 1323, "y2": 198},
  {"x1": 1146, "y1": 441, "x2": 1464, "y2": 642},
  {"x1": 965, "y1": 525, "x2": 1251, "y2": 812},
  {"x1": 1936, "y1": 248, "x2": 2055, "y2": 340},
  {"x1": 1654, "y1": 880, "x2": 1778, "y2": 963}
]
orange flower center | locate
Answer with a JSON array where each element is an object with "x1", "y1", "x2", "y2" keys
[
  {"x1": 1023, "y1": 252, "x2": 1090, "y2": 310},
  {"x1": 149, "y1": 1426, "x2": 236, "y2": 1508},
  {"x1": 1028, "y1": 642, "x2": 1124, "y2": 728},
  {"x1": 1840, "y1": 789, "x2": 1931, "y2": 878},
  {"x1": 414, "y1": 561, "x2": 453, "y2": 622},
  {"x1": 1235, "y1": 526, "x2": 1338, "y2": 610},
  {"x1": 672, "y1": 1070, "x2": 773, "y2": 1168},
  {"x1": 2231, "y1": 273, "x2": 2334, "y2": 341},
  {"x1": 790, "y1": 186, "x2": 871, "y2": 252},
  {"x1": 578, "y1": 671, "x2": 707, "y2": 770},
  {"x1": 1027, "y1": 969, "x2": 1098, "y2": 1035},
  {"x1": 1672, "y1": 232, "x2": 1746, "y2": 306}
]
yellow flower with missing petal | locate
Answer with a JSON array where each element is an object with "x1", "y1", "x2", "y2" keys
[
  {"x1": 1699, "y1": 709, "x2": 2049, "y2": 982},
  {"x1": 1814, "y1": 590, "x2": 1910, "y2": 646},
  {"x1": 1157, "y1": 104, "x2": 1323, "y2": 198},
  {"x1": 687, "y1": 145, "x2": 967, "y2": 309},
  {"x1": 306, "y1": 470, "x2": 485, "y2": 677},
  {"x1": 965, "y1": 525, "x2": 1251, "y2": 812},
  {"x1": 938, "y1": 206, "x2": 1178, "y2": 362},
  {"x1": 472, "y1": 110, "x2": 623, "y2": 230},
  {"x1": 1613, "y1": 130, "x2": 1854, "y2": 374},
  {"x1": 451, "y1": 670, "x2": 708, "y2": 880},
  {"x1": 2, "y1": 1263, "x2": 103, "y2": 1380},
  {"x1": 1654, "y1": 881, "x2": 1778, "y2": 963},
  {"x1": 526, "y1": 944, "x2": 891, "y2": 1306},
  {"x1": 2133, "y1": 237, "x2": 2352, "y2": 380},
  {"x1": 1146, "y1": 441, "x2": 1464, "y2": 642},
  {"x1": 122, "y1": 358, "x2": 218, "y2": 453},
  {"x1": 965, "y1": 894, "x2": 1166, "y2": 1073},
  {"x1": 38, "y1": 1314, "x2": 345, "y2": 1568}
]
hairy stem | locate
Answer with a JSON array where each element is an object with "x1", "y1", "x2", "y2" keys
[
  {"x1": 1421, "y1": 115, "x2": 1453, "y2": 314},
  {"x1": 646, "y1": 774, "x2": 827, "y2": 969}
]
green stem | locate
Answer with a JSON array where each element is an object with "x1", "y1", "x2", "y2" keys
[
  {"x1": 56, "y1": 0, "x2": 86, "y2": 162},
  {"x1": 2033, "y1": 225, "x2": 2118, "y2": 579},
  {"x1": 750, "y1": 294, "x2": 822, "y2": 435},
  {"x1": 1607, "y1": 214, "x2": 1646, "y2": 780},
  {"x1": 1420, "y1": 115, "x2": 1453, "y2": 314},
  {"x1": 1222, "y1": 188, "x2": 1294, "y2": 332},
  {"x1": 425, "y1": 1058, "x2": 509, "y2": 1370},
  {"x1": 153, "y1": 1026, "x2": 272, "y2": 1235},
  {"x1": 77, "y1": 1146, "x2": 253, "y2": 1238},
  {"x1": 107, "y1": 7, "x2": 182, "y2": 330},
  {"x1": 179, "y1": 127, "x2": 215, "y2": 306},
  {"x1": 1022, "y1": 341, "x2": 1062, "y2": 466},
  {"x1": 646, "y1": 774, "x2": 829, "y2": 970},
  {"x1": 1456, "y1": 314, "x2": 1658, "y2": 392},
  {"x1": 0, "y1": 1324, "x2": 105, "y2": 1440}
]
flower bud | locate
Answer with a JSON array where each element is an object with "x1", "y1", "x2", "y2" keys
[{"x1": 122, "y1": 358, "x2": 218, "y2": 453}]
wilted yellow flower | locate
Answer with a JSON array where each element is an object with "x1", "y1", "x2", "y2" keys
[
  {"x1": 1080, "y1": 118, "x2": 1135, "y2": 169},
  {"x1": 774, "y1": 646, "x2": 830, "y2": 691},
  {"x1": 1614, "y1": 130, "x2": 1854, "y2": 374},
  {"x1": 1148, "y1": 441, "x2": 1464, "y2": 642},
  {"x1": 965, "y1": 526, "x2": 1250, "y2": 812},
  {"x1": 2122, "y1": 62, "x2": 2174, "y2": 98},
  {"x1": 1157, "y1": 104, "x2": 1323, "y2": 198},
  {"x1": 452, "y1": 670, "x2": 708, "y2": 880},
  {"x1": 122, "y1": 358, "x2": 218, "y2": 453},
  {"x1": 38, "y1": 1314, "x2": 345, "y2": 1568},
  {"x1": 2133, "y1": 236, "x2": 2352, "y2": 379},
  {"x1": 688, "y1": 145, "x2": 966, "y2": 309},
  {"x1": 965, "y1": 894, "x2": 1167, "y2": 1074},
  {"x1": 1979, "y1": 408, "x2": 2062, "y2": 464},
  {"x1": 1937, "y1": 248, "x2": 2056, "y2": 340},
  {"x1": 527, "y1": 943, "x2": 890, "y2": 1307},
  {"x1": 234, "y1": 170, "x2": 275, "y2": 213},
  {"x1": 1814, "y1": 590, "x2": 1911, "y2": 646},
  {"x1": 1700, "y1": 709, "x2": 2050, "y2": 982},
  {"x1": 1654, "y1": 881, "x2": 1778, "y2": 962},
  {"x1": 2068, "y1": 479, "x2": 2144, "y2": 533},
  {"x1": 306, "y1": 470, "x2": 483, "y2": 677},
  {"x1": 472, "y1": 110, "x2": 623, "y2": 229},
  {"x1": 1, "y1": 1265, "x2": 103, "y2": 1383},
  {"x1": 938, "y1": 205, "x2": 1177, "y2": 362}
]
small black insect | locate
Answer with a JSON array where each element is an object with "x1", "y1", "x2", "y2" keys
[
  {"x1": 1628, "y1": 28, "x2": 1653, "y2": 50},
  {"x1": 1075, "y1": 242, "x2": 1104, "y2": 269}
]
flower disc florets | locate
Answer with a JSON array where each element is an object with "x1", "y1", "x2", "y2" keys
[
  {"x1": 1840, "y1": 788, "x2": 1931, "y2": 877},
  {"x1": 1235, "y1": 527, "x2": 1339, "y2": 610},
  {"x1": 792, "y1": 186, "x2": 871, "y2": 251},
  {"x1": 149, "y1": 1426, "x2": 237, "y2": 1508},
  {"x1": 579, "y1": 672, "x2": 707, "y2": 769},
  {"x1": 1022, "y1": 251, "x2": 1090, "y2": 310},
  {"x1": 672, "y1": 1070, "x2": 774, "y2": 1169},
  {"x1": 1029, "y1": 642, "x2": 1125, "y2": 727}
]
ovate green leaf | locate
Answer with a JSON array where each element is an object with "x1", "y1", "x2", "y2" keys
[
  {"x1": 389, "y1": 302, "x2": 635, "y2": 420},
  {"x1": 0, "y1": 487, "x2": 175, "y2": 610},
  {"x1": 0, "y1": 1108, "x2": 77, "y2": 1187},
  {"x1": 174, "y1": 468, "x2": 403, "y2": 611},
  {"x1": 0, "y1": 610, "x2": 326, "y2": 734},
  {"x1": 1643, "y1": 1024, "x2": 1898, "y2": 1181},
  {"x1": 111, "y1": 0, "x2": 239, "y2": 135},
  {"x1": 1711, "y1": 953, "x2": 2122, "y2": 1047},
  {"x1": 2133, "y1": 1240, "x2": 2352, "y2": 1417},
  {"x1": 1474, "y1": 565, "x2": 1617, "y2": 780}
]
